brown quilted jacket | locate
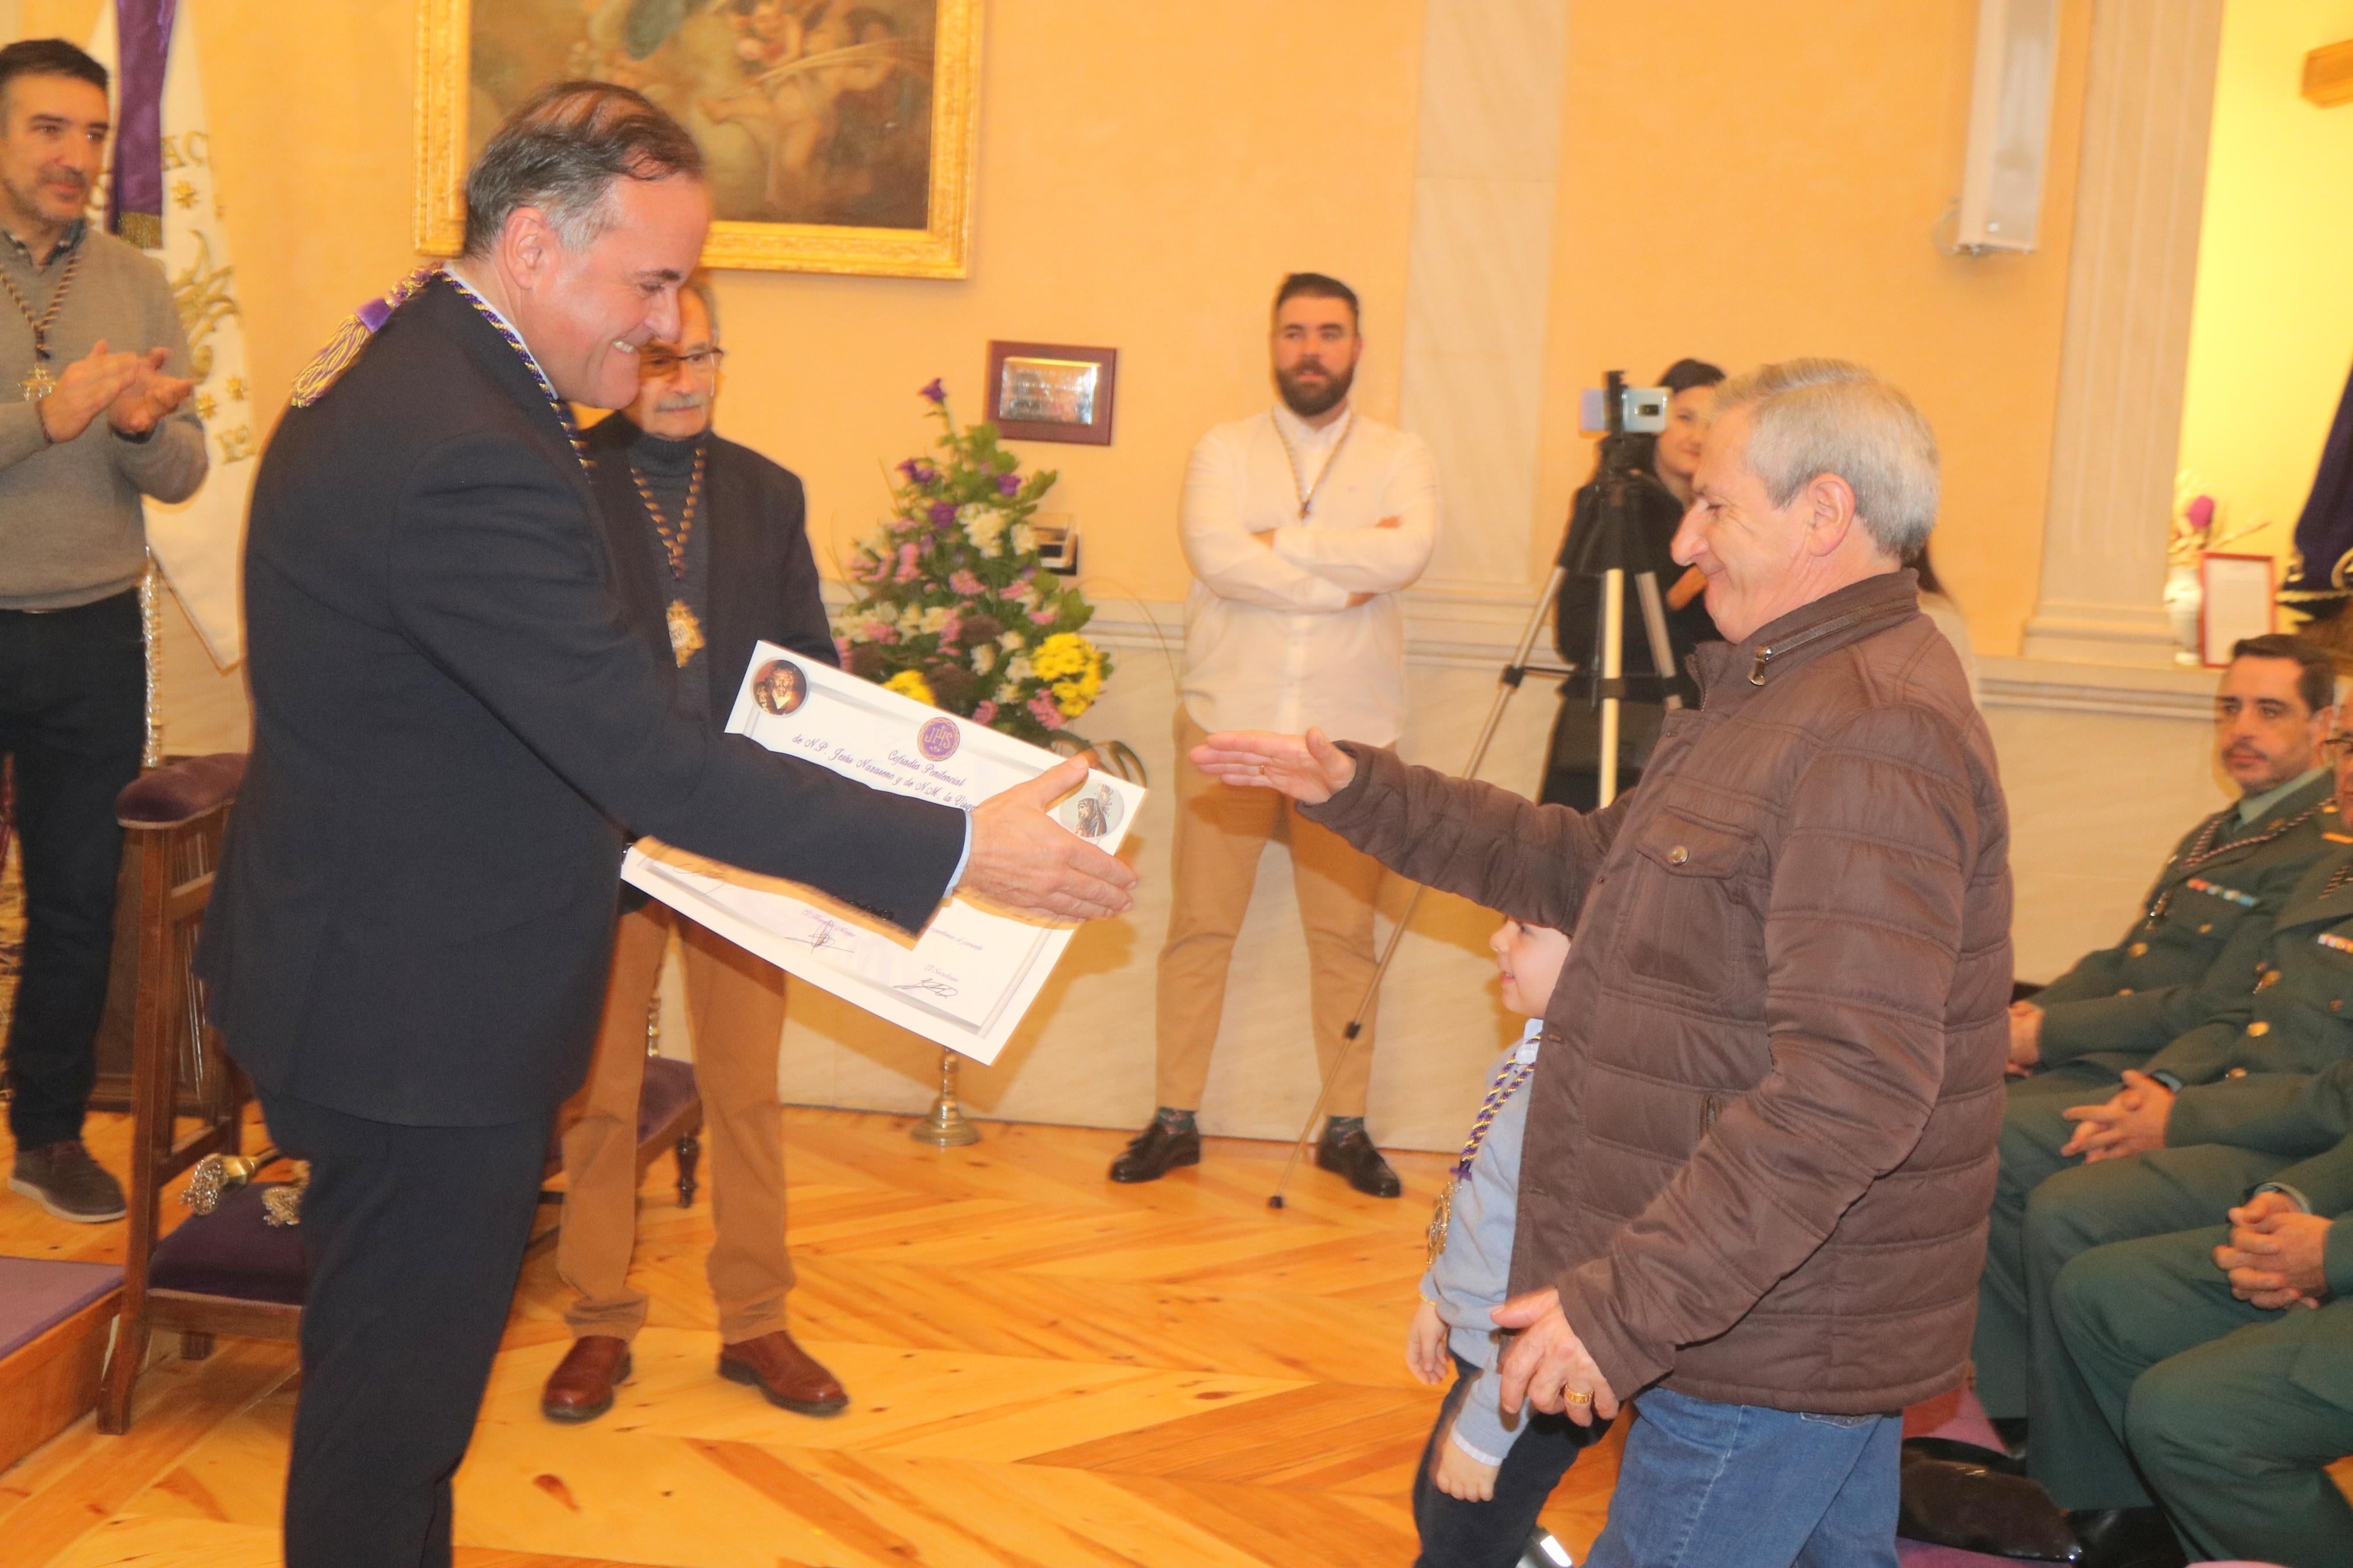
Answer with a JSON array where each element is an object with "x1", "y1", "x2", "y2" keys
[{"x1": 1309, "y1": 571, "x2": 2010, "y2": 1414}]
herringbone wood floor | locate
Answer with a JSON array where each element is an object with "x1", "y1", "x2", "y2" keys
[{"x1": 2, "y1": 1105, "x2": 1621, "y2": 1567}]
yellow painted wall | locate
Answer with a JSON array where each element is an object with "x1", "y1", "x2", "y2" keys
[
  {"x1": 19, "y1": 0, "x2": 1425, "y2": 613},
  {"x1": 1535, "y1": 0, "x2": 2091, "y2": 657},
  {"x1": 2175, "y1": 0, "x2": 2353, "y2": 578},
  {"x1": 12, "y1": 0, "x2": 2090, "y2": 656}
]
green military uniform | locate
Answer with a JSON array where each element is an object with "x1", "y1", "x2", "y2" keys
[
  {"x1": 1981, "y1": 842, "x2": 2353, "y2": 1487},
  {"x1": 1974, "y1": 771, "x2": 2342, "y2": 1416},
  {"x1": 2046, "y1": 1062, "x2": 2353, "y2": 1566}
]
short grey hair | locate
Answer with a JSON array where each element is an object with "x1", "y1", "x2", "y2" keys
[
  {"x1": 679, "y1": 269, "x2": 719, "y2": 341},
  {"x1": 462, "y1": 80, "x2": 704, "y2": 259},
  {"x1": 1715, "y1": 358, "x2": 1940, "y2": 559}
]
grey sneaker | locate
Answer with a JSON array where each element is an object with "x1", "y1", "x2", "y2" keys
[{"x1": 10, "y1": 1139, "x2": 128, "y2": 1224}]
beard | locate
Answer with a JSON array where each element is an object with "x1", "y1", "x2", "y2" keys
[{"x1": 1276, "y1": 358, "x2": 1354, "y2": 419}]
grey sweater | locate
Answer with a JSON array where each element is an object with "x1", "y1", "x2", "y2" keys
[{"x1": 0, "y1": 221, "x2": 207, "y2": 610}]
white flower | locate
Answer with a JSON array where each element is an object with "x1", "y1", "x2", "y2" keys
[
  {"x1": 897, "y1": 603, "x2": 924, "y2": 634},
  {"x1": 973, "y1": 643, "x2": 997, "y2": 675},
  {"x1": 956, "y1": 503, "x2": 989, "y2": 527},
  {"x1": 998, "y1": 630, "x2": 1024, "y2": 653},
  {"x1": 1006, "y1": 655, "x2": 1034, "y2": 685},
  {"x1": 1010, "y1": 522, "x2": 1037, "y2": 555},
  {"x1": 920, "y1": 605, "x2": 952, "y2": 636},
  {"x1": 1003, "y1": 576, "x2": 1032, "y2": 605},
  {"x1": 966, "y1": 510, "x2": 1008, "y2": 556}
]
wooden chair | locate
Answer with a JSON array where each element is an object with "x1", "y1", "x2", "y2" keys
[
  {"x1": 98, "y1": 753, "x2": 306, "y2": 1434},
  {"x1": 532, "y1": 1037, "x2": 704, "y2": 1253}
]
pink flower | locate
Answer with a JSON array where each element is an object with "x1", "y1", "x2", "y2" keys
[
  {"x1": 1028, "y1": 606, "x2": 1058, "y2": 625},
  {"x1": 949, "y1": 569, "x2": 984, "y2": 596},
  {"x1": 895, "y1": 543, "x2": 921, "y2": 582},
  {"x1": 860, "y1": 618, "x2": 899, "y2": 643},
  {"x1": 972, "y1": 699, "x2": 998, "y2": 725},
  {"x1": 939, "y1": 611, "x2": 962, "y2": 644},
  {"x1": 1026, "y1": 694, "x2": 1066, "y2": 730},
  {"x1": 833, "y1": 637, "x2": 853, "y2": 664}
]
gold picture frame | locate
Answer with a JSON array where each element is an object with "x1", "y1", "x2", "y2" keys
[{"x1": 414, "y1": 0, "x2": 981, "y2": 278}]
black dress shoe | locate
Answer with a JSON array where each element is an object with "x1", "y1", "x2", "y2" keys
[
  {"x1": 1315, "y1": 1127, "x2": 1402, "y2": 1198},
  {"x1": 1897, "y1": 1450, "x2": 2081, "y2": 1562},
  {"x1": 2065, "y1": 1507, "x2": 2186, "y2": 1568},
  {"x1": 1109, "y1": 1119, "x2": 1199, "y2": 1183},
  {"x1": 1903, "y1": 1434, "x2": 2026, "y2": 1477}
]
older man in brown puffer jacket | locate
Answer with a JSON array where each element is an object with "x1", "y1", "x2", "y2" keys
[{"x1": 1198, "y1": 360, "x2": 2010, "y2": 1568}]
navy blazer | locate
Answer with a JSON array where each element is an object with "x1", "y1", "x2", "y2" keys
[{"x1": 197, "y1": 279, "x2": 963, "y2": 1125}]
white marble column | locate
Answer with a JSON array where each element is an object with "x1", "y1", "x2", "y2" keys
[
  {"x1": 1396, "y1": 0, "x2": 1570, "y2": 598},
  {"x1": 2022, "y1": 0, "x2": 2226, "y2": 665}
]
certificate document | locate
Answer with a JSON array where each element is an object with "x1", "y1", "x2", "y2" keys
[{"x1": 622, "y1": 643, "x2": 1145, "y2": 1065}]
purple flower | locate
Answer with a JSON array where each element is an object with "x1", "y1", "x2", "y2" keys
[
  {"x1": 914, "y1": 464, "x2": 939, "y2": 486},
  {"x1": 996, "y1": 473, "x2": 1021, "y2": 497},
  {"x1": 928, "y1": 499, "x2": 957, "y2": 527},
  {"x1": 896, "y1": 458, "x2": 922, "y2": 482},
  {"x1": 920, "y1": 378, "x2": 946, "y2": 404}
]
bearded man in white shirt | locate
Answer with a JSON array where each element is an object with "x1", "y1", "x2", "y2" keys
[{"x1": 1109, "y1": 272, "x2": 1439, "y2": 1196}]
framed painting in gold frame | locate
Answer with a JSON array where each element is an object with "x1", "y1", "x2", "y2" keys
[{"x1": 415, "y1": 0, "x2": 980, "y2": 278}]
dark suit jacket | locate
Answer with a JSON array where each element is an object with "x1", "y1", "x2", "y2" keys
[
  {"x1": 581, "y1": 412, "x2": 836, "y2": 708},
  {"x1": 197, "y1": 279, "x2": 964, "y2": 1126}
]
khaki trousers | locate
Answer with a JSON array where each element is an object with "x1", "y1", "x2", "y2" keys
[
  {"x1": 1155, "y1": 708, "x2": 1385, "y2": 1115},
  {"x1": 556, "y1": 903, "x2": 792, "y2": 1343}
]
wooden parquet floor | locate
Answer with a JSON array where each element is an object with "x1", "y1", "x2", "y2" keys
[{"x1": 1, "y1": 1106, "x2": 1621, "y2": 1567}]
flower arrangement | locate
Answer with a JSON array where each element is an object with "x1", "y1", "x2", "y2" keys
[{"x1": 834, "y1": 381, "x2": 1112, "y2": 747}]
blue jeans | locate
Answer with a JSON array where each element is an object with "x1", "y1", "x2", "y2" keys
[{"x1": 1587, "y1": 1387, "x2": 1901, "y2": 1568}]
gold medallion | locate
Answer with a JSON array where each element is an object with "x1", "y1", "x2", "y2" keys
[
  {"x1": 1425, "y1": 1176, "x2": 1457, "y2": 1266},
  {"x1": 20, "y1": 364, "x2": 54, "y2": 402},
  {"x1": 667, "y1": 599, "x2": 705, "y2": 667}
]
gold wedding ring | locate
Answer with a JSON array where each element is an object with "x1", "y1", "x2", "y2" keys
[{"x1": 1563, "y1": 1388, "x2": 1593, "y2": 1406}]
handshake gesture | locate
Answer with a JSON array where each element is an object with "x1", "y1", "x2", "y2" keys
[{"x1": 37, "y1": 338, "x2": 197, "y2": 445}]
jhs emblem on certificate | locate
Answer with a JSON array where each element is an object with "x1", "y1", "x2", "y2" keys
[{"x1": 918, "y1": 717, "x2": 961, "y2": 762}]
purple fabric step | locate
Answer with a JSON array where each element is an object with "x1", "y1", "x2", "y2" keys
[
  {"x1": 145, "y1": 1182, "x2": 308, "y2": 1305},
  {"x1": 0, "y1": 1257, "x2": 122, "y2": 1360}
]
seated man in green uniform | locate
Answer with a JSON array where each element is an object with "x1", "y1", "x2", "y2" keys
[
  {"x1": 1976, "y1": 634, "x2": 2341, "y2": 1431},
  {"x1": 2045, "y1": 1058, "x2": 2353, "y2": 1567}
]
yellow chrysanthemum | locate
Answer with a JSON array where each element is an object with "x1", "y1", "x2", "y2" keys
[
  {"x1": 1052, "y1": 679, "x2": 1094, "y2": 718},
  {"x1": 883, "y1": 669, "x2": 937, "y2": 707},
  {"x1": 1033, "y1": 631, "x2": 1101, "y2": 682}
]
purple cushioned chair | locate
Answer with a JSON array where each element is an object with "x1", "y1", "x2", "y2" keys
[{"x1": 533, "y1": 1054, "x2": 703, "y2": 1252}]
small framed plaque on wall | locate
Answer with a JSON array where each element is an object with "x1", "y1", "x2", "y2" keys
[
  {"x1": 985, "y1": 342, "x2": 1117, "y2": 445},
  {"x1": 2199, "y1": 552, "x2": 2276, "y2": 666}
]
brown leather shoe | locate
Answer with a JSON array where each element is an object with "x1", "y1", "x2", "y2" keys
[
  {"x1": 542, "y1": 1335, "x2": 631, "y2": 1424},
  {"x1": 718, "y1": 1329, "x2": 849, "y2": 1416}
]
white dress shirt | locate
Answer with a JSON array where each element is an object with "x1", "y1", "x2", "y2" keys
[{"x1": 1179, "y1": 403, "x2": 1439, "y2": 747}]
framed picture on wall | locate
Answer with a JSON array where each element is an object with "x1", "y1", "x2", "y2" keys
[
  {"x1": 415, "y1": 0, "x2": 981, "y2": 277},
  {"x1": 2199, "y1": 552, "x2": 2276, "y2": 666},
  {"x1": 984, "y1": 342, "x2": 1117, "y2": 445}
]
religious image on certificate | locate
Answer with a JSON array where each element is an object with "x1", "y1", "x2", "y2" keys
[{"x1": 622, "y1": 643, "x2": 1145, "y2": 1064}]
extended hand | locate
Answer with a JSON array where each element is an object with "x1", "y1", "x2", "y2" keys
[
  {"x1": 2216, "y1": 1192, "x2": 2332, "y2": 1309},
  {"x1": 2060, "y1": 1069, "x2": 2173, "y2": 1161},
  {"x1": 108, "y1": 347, "x2": 196, "y2": 437},
  {"x1": 1191, "y1": 726, "x2": 1355, "y2": 805},
  {"x1": 962, "y1": 756, "x2": 1138, "y2": 920},
  {"x1": 36, "y1": 339, "x2": 145, "y2": 445},
  {"x1": 1492, "y1": 1286, "x2": 1619, "y2": 1427},
  {"x1": 2006, "y1": 1001, "x2": 2043, "y2": 1076}
]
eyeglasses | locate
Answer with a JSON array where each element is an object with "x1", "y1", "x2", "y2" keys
[{"x1": 640, "y1": 346, "x2": 726, "y2": 381}]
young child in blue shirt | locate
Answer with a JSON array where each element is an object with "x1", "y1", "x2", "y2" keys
[{"x1": 1406, "y1": 917, "x2": 1607, "y2": 1565}]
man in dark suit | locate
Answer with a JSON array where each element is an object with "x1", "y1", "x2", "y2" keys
[
  {"x1": 194, "y1": 84, "x2": 1134, "y2": 1568},
  {"x1": 542, "y1": 272, "x2": 851, "y2": 1424}
]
